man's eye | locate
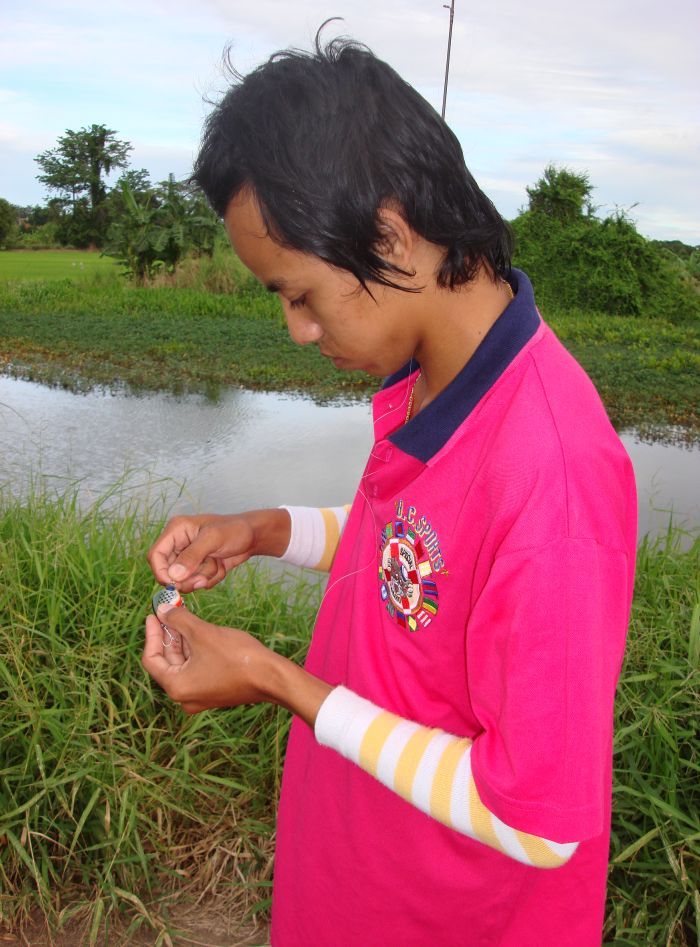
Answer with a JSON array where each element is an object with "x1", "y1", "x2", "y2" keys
[{"x1": 289, "y1": 294, "x2": 307, "y2": 310}]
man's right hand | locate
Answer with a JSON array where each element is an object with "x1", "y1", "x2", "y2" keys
[{"x1": 147, "y1": 509, "x2": 292, "y2": 593}]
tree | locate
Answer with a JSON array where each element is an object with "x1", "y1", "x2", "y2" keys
[
  {"x1": 103, "y1": 176, "x2": 221, "y2": 282},
  {"x1": 35, "y1": 125, "x2": 132, "y2": 247},
  {"x1": 525, "y1": 164, "x2": 594, "y2": 222},
  {"x1": 0, "y1": 198, "x2": 16, "y2": 246},
  {"x1": 105, "y1": 169, "x2": 154, "y2": 221}
]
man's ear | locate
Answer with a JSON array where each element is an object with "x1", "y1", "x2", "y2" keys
[{"x1": 374, "y1": 206, "x2": 415, "y2": 274}]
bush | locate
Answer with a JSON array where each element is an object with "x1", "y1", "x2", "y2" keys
[
  {"x1": 512, "y1": 209, "x2": 700, "y2": 323},
  {"x1": 13, "y1": 222, "x2": 62, "y2": 250}
]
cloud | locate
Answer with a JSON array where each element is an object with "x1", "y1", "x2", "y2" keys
[{"x1": 1, "y1": 0, "x2": 698, "y2": 240}]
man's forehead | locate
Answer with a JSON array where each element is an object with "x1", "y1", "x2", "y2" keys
[
  {"x1": 224, "y1": 190, "x2": 270, "y2": 243},
  {"x1": 224, "y1": 191, "x2": 323, "y2": 292},
  {"x1": 224, "y1": 193, "x2": 290, "y2": 280}
]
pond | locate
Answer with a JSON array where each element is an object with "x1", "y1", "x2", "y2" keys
[{"x1": 1, "y1": 376, "x2": 698, "y2": 542}]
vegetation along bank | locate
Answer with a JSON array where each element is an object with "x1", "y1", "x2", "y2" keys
[{"x1": 1, "y1": 161, "x2": 698, "y2": 440}]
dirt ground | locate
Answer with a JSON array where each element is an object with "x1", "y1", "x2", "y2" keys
[{"x1": 1, "y1": 904, "x2": 271, "y2": 947}]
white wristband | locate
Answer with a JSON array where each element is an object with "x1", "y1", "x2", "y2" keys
[{"x1": 279, "y1": 505, "x2": 350, "y2": 571}]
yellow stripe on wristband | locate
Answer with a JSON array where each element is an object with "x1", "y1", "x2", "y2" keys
[
  {"x1": 430, "y1": 737, "x2": 471, "y2": 825},
  {"x1": 315, "y1": 507, "x2": 341, "y2": 572},
  {"x1": 358, "y1": 712, "x2": 402, "y2": 776},
  {"x1": 516, "y1": 831, "x2": 568, "y2": 868},
  {"x1": 394, "y1": 728, "x2": 437, "y2": 799}
]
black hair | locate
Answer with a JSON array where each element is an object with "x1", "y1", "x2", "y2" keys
[{"x1": 193, "y1": 27, "x2": 512, "y2": 292}]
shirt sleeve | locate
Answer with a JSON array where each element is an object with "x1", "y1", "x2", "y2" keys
[
  {"x1": 466, "y1": 537, "x2": 632, "y2": 842},
  {"x1": 315, "y1": 686, "x2": 579, "y2": 868},
  {"x1": 279, "y1": 505, "x2": 351, "y2": 571}
]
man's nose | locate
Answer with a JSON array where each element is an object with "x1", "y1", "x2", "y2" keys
[{"x1": 282, "y1": 303, "x2": 323, "y2": 346}]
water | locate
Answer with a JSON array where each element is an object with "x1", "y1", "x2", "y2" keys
[
  {"x1": 0, "y1": 377, "x2": 373, "y2": 514},
  {"x1": 0, "y1": 376, "x2": 697, "y2": 541}
]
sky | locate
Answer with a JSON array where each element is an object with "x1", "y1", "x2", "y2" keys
[{"x1": 1, "y1": 0, "x2": 698, "y2": 243}]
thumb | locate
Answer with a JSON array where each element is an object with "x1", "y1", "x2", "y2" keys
[
  {"x1": 168, "y1": 549, "x2": 222, "y2": 585},
  {"x1": 157, "y1": 604, "x2": 216, "y2": 640}
]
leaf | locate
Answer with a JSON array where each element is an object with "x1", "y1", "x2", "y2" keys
[
  {"x1": 613, "y1": 826, "x2": 661, "y2": 864},
  {"x1": 65, "y1": 785, "x2": 102, "y2": 862},
  {"x1": 689, "y1": 602, "x2": 700, "y2": 666}
]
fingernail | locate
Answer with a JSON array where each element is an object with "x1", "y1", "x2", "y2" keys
[
  {"x1": 157, "y1": 603, "x2": 176, "y2": 618},
  {"x1": 192, "y1": 579, "x2": 207, "y2": 590},
  {"x1": 169, "y1": 564, "x2": 187, "y2": 580}
]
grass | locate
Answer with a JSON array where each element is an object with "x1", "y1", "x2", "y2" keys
[
  {"x1": 0, "y1": 250, "x2": 118, "y2": 282},
  {"x1": 0, "y1": 485, "x2": 698, "y2": 944},
  {"x1": 0, "y1": 265, "x2": 370, "y2": 400},
  {"x1": 0, "y1": 483, "x2": 318, "y2": 944},
  {"x1": 0, "y1": 249, "x2": 698, "y2": 432},
  {"x1": 605, "y1": 525, "x2": 700, "y2": 945}
]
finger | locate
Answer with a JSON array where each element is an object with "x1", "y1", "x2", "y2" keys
[
  {"x1": 162, "y1": 623, "x2": 187, "y2": 666},
  {"x1": 142, "y1": 615, "x2": 179, "y2": 686},
  {"x1": 156, "y1": 604, "x2": 218, "y2": 641},
  {"x1": 189, "y1": 560, "x2": 228, "y2": 592},
  {"x1": 167, "y1": 526, "x2": 228, "y2": 583},
  {"x1": 147, "y1": 517, "x2": 201, "y2": 585},
  {"x1": 181, "y1": 702, "x2": 207, "y2": 715},
  {"x1": 174, "y1": 556, "x2": 227, "y2": 593}
]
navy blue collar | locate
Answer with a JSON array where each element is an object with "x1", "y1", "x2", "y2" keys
[{"x1": 385, "y1": 269, "x2": 540, "y2": 463}]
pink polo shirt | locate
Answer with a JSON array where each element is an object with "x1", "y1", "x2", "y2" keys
[{"x1": 271, "y1": 270, "x2": 637, "y2": 946}]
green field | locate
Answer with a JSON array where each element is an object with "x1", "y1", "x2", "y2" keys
[
  {"x1": 0, "y1": 249, "x2": 119, "y2": 281},
  {"x1": 0, "y1": 486, "x2": 697, "y2": 944}
]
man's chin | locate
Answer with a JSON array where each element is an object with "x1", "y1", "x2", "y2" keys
[{"x1": 332, "y1": 357, "x2": 382, "y2": 376}]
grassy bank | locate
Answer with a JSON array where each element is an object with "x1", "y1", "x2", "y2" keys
[
  {"x1": 0, "y1": 251, "x2": 699, "y2": 434},
  {"x1": 0, "y1": 271, "x2": 369, "y2": 400},
  {"x1": 0, "y1": 487, "x2": 698, "y2": 944}
]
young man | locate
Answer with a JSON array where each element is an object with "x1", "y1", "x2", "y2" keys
[{"x1": 143, "y1": 35, "x2": 637, "y2": 946}]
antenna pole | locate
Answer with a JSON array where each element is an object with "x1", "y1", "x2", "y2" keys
[{"x1": 441, "y1": 0, "x2": 455, "y2": 119}]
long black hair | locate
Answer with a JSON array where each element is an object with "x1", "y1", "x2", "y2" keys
[{"x1": 193, "y1": 28, "x2": 512, "y2": 292}]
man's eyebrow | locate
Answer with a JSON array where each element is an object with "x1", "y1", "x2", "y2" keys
[{"x1": 265, "y1": 278, "x2": 288, "y2": 293}]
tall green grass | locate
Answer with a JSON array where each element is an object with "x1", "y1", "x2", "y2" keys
[
  {"x1": 0, "y1": 494, "x2": 698, "y2": 944},
  {"x1": 605, "y1": 526, "x2": 700, "y2": 945},
  {"x1": 0, "y1": 484, "x2": 319, "y2": 943}
]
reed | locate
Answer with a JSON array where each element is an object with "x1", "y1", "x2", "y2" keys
[
  {"x1": 605, "y1": 526, "x2": 700, "y2": 945},
  {"x1": 0, "y1": 483, "x2": 318, "y2": 943}
]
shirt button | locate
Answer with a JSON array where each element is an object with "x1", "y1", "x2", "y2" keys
[
  {"x1": 371, "y1": 485, "x2": 378, "y2": 497},
  {"x1": 384, "y1": 448, "x2": 392, "y2": 462}
]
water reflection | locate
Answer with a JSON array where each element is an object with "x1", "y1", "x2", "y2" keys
[{"x1": 0, "y1": 376, "x2": 697, "y2": 541}]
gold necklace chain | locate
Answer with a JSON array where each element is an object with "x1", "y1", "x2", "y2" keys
[
  {"x1": 404, "y1": 278, "x2": 513, "y2": 426},
  {"x1": 405, "y1": 372, "x2": 421, "y2": 424}
]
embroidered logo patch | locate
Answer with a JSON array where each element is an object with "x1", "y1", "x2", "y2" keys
[{"x1": 378, "y1": 504, "x2": 442, "y2": 631}]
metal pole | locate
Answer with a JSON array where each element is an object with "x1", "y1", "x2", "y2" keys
[{"x1": 441, "y1": 0, "x2": 455, "y2": 119}]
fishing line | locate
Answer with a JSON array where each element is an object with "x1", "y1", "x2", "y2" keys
[{"x1": 312, "y1": 359, "x2": 417, "y2": 621}]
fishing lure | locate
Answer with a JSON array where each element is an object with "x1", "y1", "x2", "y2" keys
[{"x1": 152, "y1": 584, "x2": 186, "y2": 647}]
